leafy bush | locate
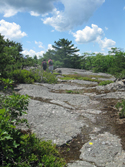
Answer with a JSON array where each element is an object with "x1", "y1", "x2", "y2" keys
[
  {"x1": 61, "y1": 74, "x2": 99, "y2": 82},
  {"x1": 42, "y1": 72, "x2": 58, "y2": 84},
  {"x1": 66, "y1": 90, "x2": 74, "y2": 93},
  {"x1": 66, "y1": 90, "x2": 80, "y2": 94},
  {"x1": 98, "y1": 80, "x2": 113, "y2": 86},
  {"x1": 8, "y1": 69, "x2": 35, "y2": 83},
  {"x1": 115, "y1": 100, "x2": 125, "y2": 118},
  {"x1": 7, "y1": 68, "x2": 58, "y2": 84},
  {"x1": 0, "y1": 77, "x2": 14, "y2": 90},
  {"x1": 0, "y1": 92, "x2": 65, "y2": 166}
]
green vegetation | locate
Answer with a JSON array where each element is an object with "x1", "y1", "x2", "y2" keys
[
  {"x1": 98, "y1": 80, "x2": 114, "y2": 86},
  {"x1": 60, "y1": 74, "x2": 99, "y2": 82},
  {"x1": 66, "y1": 90, "x2": 80, "y2": 94},
  {"x1": 59, "y1": 74, "x2": 114, "y2": 86},
  {"x1": 66, "y1": 90, "x2": 74, "y2": 93},
  {"x1": 1, "y1": 33, "x2": 125, "y2": 79},
  {"x1": 42, "y1": 71, "x2": 58, "y2": 84},
  {"x1": 0, "y1": 86, "x2": 66, "y2": 166},
  {"x1": 115, "y1": 100, "x2": 125, "y2": 118}
]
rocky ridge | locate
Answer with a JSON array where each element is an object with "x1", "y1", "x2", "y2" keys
[{"x1": 15, "y1": 68, "x2": 125, "y2": 167}]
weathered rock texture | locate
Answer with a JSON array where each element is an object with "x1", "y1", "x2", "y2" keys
[{"x1": 14, "y1": 68, "x2": 125, "y2": 167}]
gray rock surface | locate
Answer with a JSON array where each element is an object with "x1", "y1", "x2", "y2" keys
[
  {"x1": 16, "y1": 84, "x2": 91, "y2": 108},
  {"x1": 55, "y1": 68, "x2": 115, "y2": 81},
  {"x1": 80, "y1": 132, "x2": 125, "y2": 167},
  {"x1": 14, "y1": 68, "x2": 125, "y2": 166},
  {"x1": 20, "y1": 99, "x2": 85, "y2": 145},
  {"x1": 67, "y1": 160, "x2": 96, "y2": 167}
]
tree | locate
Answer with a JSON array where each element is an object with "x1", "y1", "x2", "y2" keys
[
  {"x1": 0, "y1": 34, "x2": 25, "y2": 76},
  {"x1": 52, "y1": 38, "x2": 80, "y2": 67}
]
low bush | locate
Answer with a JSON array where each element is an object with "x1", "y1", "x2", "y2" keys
[
  {"x1": 0, "y1": 90, "x2": 65, "y2": 166},
  {"x1": 66, "y1": 90, "x2": 80, "y2": 94},
  {"x1": 115, "y1": 100, "x2": 125, "y2": 118},
  {"x1": 98, "y1": 80, "x2": 113, "y2": 86},
  {"x1": 61, "y1": 74, "x2": 99, "y2": 82},
  {"x1": 8, "y1": 69, "x2": 35, "y2": 84},
  {"x1": 42, "y1": 72, "x2": 58, "y2": 84},
  {"x1": 66, "y1": 90, "x2": 74, "y2": 93},
  {"x1": 7, "y1": 68, "x2": 58, "y2": 84},
  {"x1": 0, "y1": 77, "x2": 14, "y2": 90}
]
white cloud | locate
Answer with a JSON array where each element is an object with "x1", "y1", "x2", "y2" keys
[
  {"x1": 72, "y1": 24, "x2": 104, "y2": 43},
  {"x1": 48, "y1": 44, "x2": 55, "y2": 50},
  {"x1": 43, "y1": 0, "x2": 105, "y2": 31},
  {"x1": 105, "y1": 27, "x2": 108, "y2": 30},
  {"x1": 123, "y1": 6, "x2": 125, "y2": 10},
  {"x1": 30, "y1": 11, "x2": 40, "y2": 17},
  {"x1": 0, "y1": 0, "x2": 58, "y2": 17},
  {"x1": 97, "y1": 37, "x2": 116, "y2": 50},
  {"x1": 22, "y1": 49, "x2": 44, "y2": 58},
  {"x1": 72, "y1": 24, "x2": 116, "y2": 50},
  {"x1": 0, "y1": 0, "x2": 105, "y2": 31},
  {"x1": 0, "y1": 19, "x2": 27, "y2": 40},
  {"x1": 35, "y1": 41, "x2": 44, "y2": 48}
]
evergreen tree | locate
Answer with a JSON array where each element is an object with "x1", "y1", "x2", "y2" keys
[{"x1": 52, "y1": 38, "x2": 79, "y2": 67}]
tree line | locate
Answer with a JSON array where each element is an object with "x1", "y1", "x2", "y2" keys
[{"x1": 0, "y1": 33, "x2": 125, "y2": 78}]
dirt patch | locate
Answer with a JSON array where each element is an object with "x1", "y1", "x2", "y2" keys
[
  {"x1": 58, "y1": 98, "x2": 125, "y2": 163},
  {"x1": 57, "y1": 127, "x2": 91, "y2": 163}
]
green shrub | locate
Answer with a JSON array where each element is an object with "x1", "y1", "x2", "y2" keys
[
  {"x1": 79, "y1": 77, "x2": 99, "y2": 82},
  {"x1": 42, "y1": 72, "x2": 58, "y2": 84},
  {"x1": 66, "y1": 90, "x2": 74, "y2": 93},
  {"x1": 66, "y1": 90, "x2": 80, "y2": 94},
  {"x1": 8, "y1": 69, "x2": 35, "y2": 84},
  {"x1": 0, "y1": 93, "x2": 66, "y2": 166},
  {"x1": 98, "y1": 80, "x2": 113, "y2": 86},
  {"x1": 115, "y1": 100, "x2": 125, "y2": 118},
  {"x1": 7, "y1": 68, "x2": 58, "y2": 84},
  {"x1": 61, "y1": 74, "x2": 99, "y2": 82},
  {"x1": 0, "y1": 77, "x2": 14, "y2": 90}
]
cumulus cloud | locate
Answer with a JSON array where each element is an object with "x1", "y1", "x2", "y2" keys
[
  {"x1": 22, "y1": 49, "x2": 44, "y2": 58},
  {"x1": 0, "y1": 0, "x2": 57, "y2": 17},
  {"x1": 0, "y1": 19, "x2": 27, "y2": 40},
  {"x1": 43, "y1": 0, "x2": 105, "y2": 31},
  {"x1": 72, "y1": 24, "x2": 104, "y2": 43},
  {"x1": 0, "y1": 0, "x2": 105, "y2": 31},
  {"x1": 48, "y1": 44, "x2": 55, "y2": 50},
  {"x1": 30, "y1": 11, "x2": 40, "y2": 17},
  {"x1": 105, "y1": 27, "x2": 108, "y2": 30},
  {"x1": 35, "y1": 41, "x2": 44, "y2": 48},
  {"x1": 97, "y1": 37, "x2": 116, "y2": 50},
  {"x1": 72, "y1": 24, "x2": 116, "y2": 50}
]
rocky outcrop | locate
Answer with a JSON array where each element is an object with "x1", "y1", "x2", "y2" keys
[{"x1": 14, "y1": 68, "x2": 125, "y2": 166}]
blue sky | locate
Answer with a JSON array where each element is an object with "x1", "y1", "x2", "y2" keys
[{"x1": 0, "y1": 0, "x2": 124, "y2": 58}]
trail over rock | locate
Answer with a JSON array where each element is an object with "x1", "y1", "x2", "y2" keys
[{"x1": 15, "y1": 68, "x2": 125, "y2": 166}]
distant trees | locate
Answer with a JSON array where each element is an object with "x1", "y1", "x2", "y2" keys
[
  {"x1": 0, "y1": 34, "x2": 37, "y2": 77},
  {"x1": 1, "y1": 33, "x2": 125, "y2": 78},
  {"x1": 43, "y1": 38, "x2": 81, "y2": 68},
  {"x1": 81, "y1": 48, "x2": 125, "y2": 77}
]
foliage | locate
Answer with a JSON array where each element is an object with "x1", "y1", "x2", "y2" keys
[
  {"x1": 0, "y1": 91, "x2": 66, "y2": 166},
  {"x1": 82, "y1": 48, "x2": 125, "y2": 76},
  {"x1": 0, "y1": 77, "x2": 14, "y2": 90},
  {"x1": 8, "y1": 69, "x2": 35, "y2": 84},
  {"x1": 61, "y1": 74, "x2": 99, "y2": 82},
  {"x1": 66, "y1": 90, "x2": 80, "y2": 94},
  {"x1": 115, "y1": 100, "x2": 125, "y2": 118},
  {"x1": 98, "y1": 80, "x2": 114, "y2": 86},
  {"x1": 66, "y1": 90, "x2": 74, "y2": 93},
  {"x1": 8, "y1": 69, "x2": 43, "y2": 84},
  {"x1": 42, "y1": 38, "x2": 80, "y2": 68},
  {"x1": 42, "y1": 71, "x2": 58, "y2": 84}
]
